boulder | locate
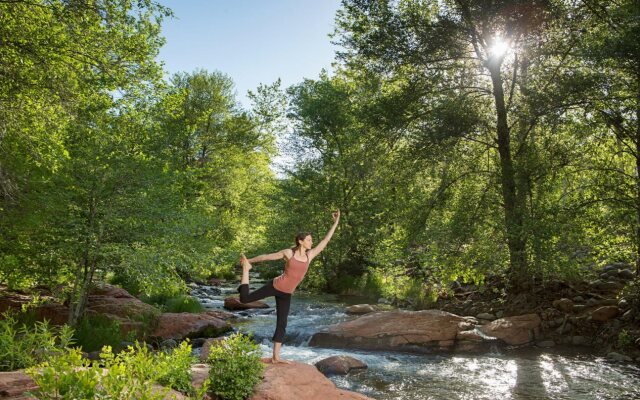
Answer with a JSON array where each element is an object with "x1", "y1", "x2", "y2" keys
[
  {"x1": 553, "y1": 298, "x2": 574, "y2": 312},
  {"x1": 151, "y1": 312, "x2": 231, "y2": 340},
  {"x1": 618, "y1": 269, "x2": 635, "y2": 280},
  {"x1": 607, "y1": 352, "x2": 632, "y2": 362},
  {"x1": 0, "y1": 371, "x2": 37, "y2": 399},
  {"x1": 476, "y1": 313, "x2": 496, "y2": 320},
  {"x1": 309, "y1": 310, "x2": 478, "y2": 353},
  {"x1": 571, "y1": 336, "x2": 590, "y2": 346},
  {"x1": 314, "y1": 356, "x2": 367, "y2": 375},
  {"x1": 223, "y1": 297, "x2": 269, "y2": 310},
  {"x1": 478, "y1": 314, "x2": 541, "y2": 345},
  {"x1": 591, "y1": 306, "x2": 620, "y2": 322},
  {"x1": 203, "y1": 310, "x2": 235, "y2": 320},
  {"x1": 249, "y1": 361, "x2": 371, "y2": 400},
  {"x1": 345, "y1": 304, "x2": 377, "y2": 315}
]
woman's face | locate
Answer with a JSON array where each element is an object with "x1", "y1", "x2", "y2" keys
[{"x1": 300, "y1": 235, "x2": 313, "y2": 250}]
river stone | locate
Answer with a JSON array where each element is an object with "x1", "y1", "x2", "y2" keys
[
  {"x1": 160, "y1": 339, "x2": 178, "y2": 349},
  {"x1": 591, "y1": 306, "x2": 620, "y2": 322},
  {"x1": 315, "y1": 355, "x2": 368, "y2": 375},
  {"x1": 479, "y1": 314, "x2": 541, "y2": 346},
  {"x1": 346, "y1": 304, "x2": 377, "y2": 315},
  {"x1": 618, "y1": 299, "x2": 629, "y2": 309},
  {"x1": 601, "y1": 298, "x2": 618, "y2": 306},
  {"x1": 571, "y1": 336, "x2": 590, "y2": 346},
  {"x1": 572, "y1": 305, "x2": 586, "y2": 313},
  {"x1": 250, "y1": 361, "x2": 372, "y2": 400},
  {"x1": 607, "y1": 352, "x2": 632, "y2": 362},
  {"x1": 309, "y1": 310, "x2": 477, "y2": 353},
  {"x1": 223, "y1": 297, "x2": 269, "y2": 310},
  {"x1": 595, "y1": 281, "x2": 624, "y2": 292},
  {"x1": 602, "y1": 263, "x2": 627, "y2": 273},
  {"x1": 151, "y1": 312, "x2": 231, "y2": 340},
  {"x1": 456, "y1": 330, "x2": 484, "y2": 342},
  {"x1": 618, "y1": 269, "x2": 635, "y2": 280},
  {"x1": 622, "y1": 310, "x2": 633, "y2": 321},
  {"x1": 553, "y1": 298, "x2": 574, "y2": 312},
  {"x1": 477, "y1": 313, "x2": 496, "y2": 320},
  {"x1": 556, "y1": 322, "x2": 573, "y2": 335},
  {"x1": 572, "y1": 296, "x2": 585, "y2": 303},
  {"x1": 586, "y1": 298, "x2": 600, "y2": 307},
  {"x1": 536, "y1": 340, "x2": 555, "y2": 348},
  {"x1": 0, "y1": 370, "x2": 38, "y2": 399}
]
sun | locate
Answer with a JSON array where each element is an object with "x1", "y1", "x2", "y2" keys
[{"x1": 489, "y1": 36, "x2": 510, "y2": 58}]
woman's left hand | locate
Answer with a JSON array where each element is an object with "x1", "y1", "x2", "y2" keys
[{"x1": 332, "y1": 208, "x2": 340, "y2": 222}]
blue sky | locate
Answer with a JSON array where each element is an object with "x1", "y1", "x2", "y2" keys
[{"x1": 157, "y1": 0, "x2": 342, "y2": 109}]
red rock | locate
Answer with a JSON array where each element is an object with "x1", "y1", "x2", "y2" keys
[
  {"x1": 0, "y1": 371, "x2": 37, "y2": 399},
  {"x1": 249, "y1": 361, "x2": 371, "y2": 400},
  {"x1": 478, "y1": 314, "x2": 541, "y2": 345},
  {"x1": 315, "y1": 356, "x2": 367, "y2": 375},
  {"x1": 223, "y1": 297, "x2": 269, "y2": 310},
  {"x1": 345, "y1": 304, "x2": 377, "y2": 315},
  {"x1": 552, "y1": 298, "x2": 574, "y2": 313},
  {"x1": 203, "y1": 310, "x2": 235, "y2": 320},
  {"x1": 151, "y1": 312, "x2": 231, "y2": 340},
  {"x1": 591, "y1": 306, "x2": 620, "y2": 322},
  {"x1": 309, "y1": 310, "x2": 476, "y2": 352}
]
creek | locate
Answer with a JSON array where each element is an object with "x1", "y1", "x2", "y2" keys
[{"x1": 191, "y1": 275, "x2": 640, "y2": 400}]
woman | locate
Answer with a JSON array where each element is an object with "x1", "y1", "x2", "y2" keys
[{"x1": 238, "y1": 209, "x2": 340, "y2": 364}]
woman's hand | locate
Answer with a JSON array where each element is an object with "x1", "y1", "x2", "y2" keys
[{"x1": 332, "y1": 208, "x2": 340, "y2": 222}]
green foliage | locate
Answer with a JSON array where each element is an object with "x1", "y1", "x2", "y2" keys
[
  {"x1": 156, "y1": 340, "x2": 198, "y2": 395},
  {"x1": 617, "y1": 329, "x2": 633, "y2": 349},
  {"x1": 206, "y1": 333, "x2": 264, "y2": 400},
  {"x1": 27, "y1": 342, "x2": 207, "y2": 399},
  {"x1": 146, "y1": 295, "x2": 205, "y2": 314},
  {"x1": 73, "y1": 315, "x2": 123, "y2": 353},
  {"x1": 0, "y1": 311, "x2": 74, "y2": 371}
]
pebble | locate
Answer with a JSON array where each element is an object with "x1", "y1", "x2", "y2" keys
[
  {"x1": 536, "y1": 340, "x2": 555, "y2": 348},
  {"x1": 607, "y1": 352, "x2": 632, "y2": 362}
]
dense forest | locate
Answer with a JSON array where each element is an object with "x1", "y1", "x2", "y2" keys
[{"x1": 1, "y1": 0, "x2": 639, "y2": 323}]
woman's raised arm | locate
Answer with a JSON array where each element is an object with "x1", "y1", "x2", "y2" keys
[{"x1": 308, "y1": 209, "x2": 340, "y2": 260}]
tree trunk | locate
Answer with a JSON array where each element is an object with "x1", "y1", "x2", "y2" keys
[
  {"x1": 488, "y1": 63, "x2": 528, "y2": 288},
  {"x1": 636, "y1": 87, "x2": 640, "y2": 276}
]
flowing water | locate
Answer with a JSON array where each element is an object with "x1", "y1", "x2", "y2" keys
[{"x1": 191, "y1": 277, "x2": 640, "y2": 400}]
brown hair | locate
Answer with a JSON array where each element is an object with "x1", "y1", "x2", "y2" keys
[{"x1": 291, "y1": 231, "x2": 311, "y2": 253}]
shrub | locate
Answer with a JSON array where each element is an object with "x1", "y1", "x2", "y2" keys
[
  {"x1": 73, "y1": 314, "x2": 123, "y2": 353},
  {"x1": 26, "y1": 345, "x2": 168, "y2": 400},
  {"x1": 0, "y1": 310, "x2": 74, "y2": 371},
  {"x1": 156, "y1": 340, "x2": 197, "y2": 394},
  {"x1": 164, "y1": 295, "x2": 205, "y2": 313},
  {"x1": 206, "y1": 333, "x2": 264, "y2": 400}
]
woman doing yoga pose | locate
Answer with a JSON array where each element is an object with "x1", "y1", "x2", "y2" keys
[{"x1": 238, "y1": 209, "x2": 340, "y2": 364}]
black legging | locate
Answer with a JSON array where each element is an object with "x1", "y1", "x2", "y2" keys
[{"x1": 238, "y1": 281, "x2": 292, "y2": 343}]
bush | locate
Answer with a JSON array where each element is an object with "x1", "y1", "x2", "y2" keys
[
  {"x1": 27, "y1": 342, "x2": 210, "y2": 399},
  {"x1": 164, "y1": 295, "x2": 205, "y2": 313},
  {"x1": 156, "y1": 340, "x2": 197, "y2": 394},
  {"x1": 141, "y1": 293, "x2": 204, "y2": 313},
  {"x1": 0, "y1": 310, "x2": 74, "y2": 371},
  {"x1": 206, "y1": 333, "x2": 264, "y2": 400},
  {"x1": 73, "y1": 314, "x2": 123, "y2": 353}
]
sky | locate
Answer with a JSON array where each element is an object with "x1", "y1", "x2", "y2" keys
[{"x1": 157, "y1": 0, "x2": 342, "y2": 109}]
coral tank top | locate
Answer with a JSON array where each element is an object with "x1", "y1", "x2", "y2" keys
[{"x1": 272, "y1": 253, "x2": 310, "y2": 294}]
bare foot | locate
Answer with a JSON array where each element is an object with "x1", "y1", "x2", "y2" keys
[{"x1": 240, "y1": 253, "x2": 252, "y2": 271}]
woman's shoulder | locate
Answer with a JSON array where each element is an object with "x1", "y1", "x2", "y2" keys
[{"x1": 282, "y1": 248, "x2": 294, "y2": 260}]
